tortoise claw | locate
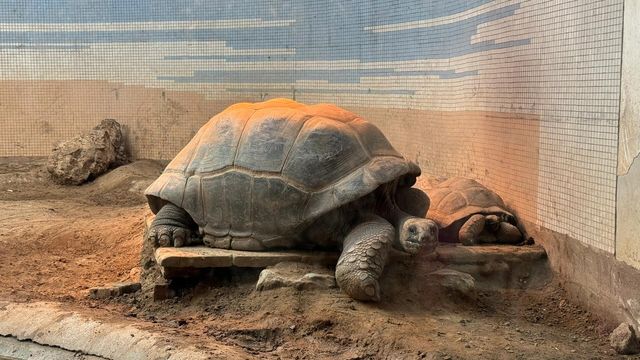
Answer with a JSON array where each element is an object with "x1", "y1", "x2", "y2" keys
[{"x1": 148, "y1": 225, "x2": 195, "y2": 248}]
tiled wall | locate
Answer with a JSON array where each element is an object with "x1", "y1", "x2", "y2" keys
[{"x1": 0, "y1": 0, "x2": 624, "y2": 253}]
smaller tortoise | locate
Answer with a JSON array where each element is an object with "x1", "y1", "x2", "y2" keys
[{"x1": 426, "y1": 177, "x2": 523, "y2": 245}]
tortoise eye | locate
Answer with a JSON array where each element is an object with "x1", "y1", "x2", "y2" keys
[{"x1": 409, "y1": 226, "x2": 417, "y2": 234}]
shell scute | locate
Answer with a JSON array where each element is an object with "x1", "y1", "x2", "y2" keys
[
  {"x1": 234, "y1": 107, "x2": 308, "y2": 172},
  {"x1": 281, "y1": 117, "x2": 370, "y2": 190},
  {"x1": 251, "y1": 177, "x2": 308, "y2": 237},
  {"x1": 186, "y1": 107, "x2": 254, "y2": 174}
]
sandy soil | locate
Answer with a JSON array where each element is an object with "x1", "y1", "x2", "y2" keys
[{"x1": 0, "y1": 157, "x2": 621, "y2": 359}]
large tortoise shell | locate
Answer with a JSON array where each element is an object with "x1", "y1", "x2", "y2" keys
[{"x1": 145, "y1": 99, "x2": 419, "y2": 247}]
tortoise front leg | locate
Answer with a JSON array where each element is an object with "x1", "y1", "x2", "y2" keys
[
  {"x1": 148, "y1": 203, "x2": 200, "y2": 247},
  {"x1": 458, "y1": 214, "x2": 486, "y2": 246},
  {"x1": 335, "y1": 216, "x2": 393, "y2": 302}
]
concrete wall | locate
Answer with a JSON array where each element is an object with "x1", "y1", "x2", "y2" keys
[
  {"x1": 616, "y1": 0, "x2": 640, "y2": 270},
  {"x1": 526, "y1": 219, "x2": 640, "y2": 331}
]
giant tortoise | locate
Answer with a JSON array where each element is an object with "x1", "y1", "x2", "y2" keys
[
  {"x1": 426, "y1": 177, "x2": 523, "y2": 245},
  {"x1": 145, "y1": 99, "x2": 438, "y2": 301}
]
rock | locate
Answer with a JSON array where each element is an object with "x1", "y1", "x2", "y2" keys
[
  {"x1": 427, "y1": 268, "x2": 476, "y2": 297},
  {"x1": 256, "y1": 262, "x2": 336, "y2": 291},
  {"x1": 419, "y1": 352, "x2": 440, "y2": 360},
  {"x1": 88, "y1": 282, "x2": 141, "y2": 299},
  {"x1": 0, "y1": 301, "x2": 218, "y2": 359},
  {"x1": 47, "y1": 119, "x2": 128, "y2": 185},
  {"x1": 126, "y1": 267, "x2": 142, "y2": 282},
  {"x1": 153, "y1": 279, "x2": 175, "y2": 301},
  {"x1": 609, "y1": 323, "x2": 640, "y2": 355}
]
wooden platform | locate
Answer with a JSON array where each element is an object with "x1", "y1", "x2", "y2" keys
[
  {"x1": 146, "y1": 216, "x2": 548, "y2": 283},
  {"x1": 155, "y1": 247, "x2": 339, "y2": 269},
  {"x1": 155, "y1": 244, "x2": 547, "y2": 278},
  {"x1": 434, "y1": 243, "x2": 547, "y2": 264}
]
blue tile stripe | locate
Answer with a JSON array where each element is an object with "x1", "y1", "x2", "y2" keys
[{"x1": 0, "y1": 1, "x2": 528, "y2": 91}]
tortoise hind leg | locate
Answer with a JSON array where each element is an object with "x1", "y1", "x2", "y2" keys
[
  {"x1": 335, "y1": 216, "x2": 393, "y2": 302},
  {"x1": 495, "y1": 222, "x2": 523, "y2": 244},
  {"x1": 149, "y1": 203, "x2": 200, "y2": 247}
]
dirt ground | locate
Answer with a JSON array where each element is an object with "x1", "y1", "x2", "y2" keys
[{"x1": 0, "y1": 157, "x2": 624, "y2": 359}]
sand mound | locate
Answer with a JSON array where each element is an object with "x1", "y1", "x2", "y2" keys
[{"x1": 0, "y1": 157, "x2": 165, "y2": 206}]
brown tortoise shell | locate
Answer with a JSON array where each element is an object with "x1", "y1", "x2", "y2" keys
[{"x1": 426, "y1": 177, "x2": 513, "y2": 230}]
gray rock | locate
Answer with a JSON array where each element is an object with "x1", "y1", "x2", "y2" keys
[
  {"x1": 256, "y1": 262, "x2": 336, "y2": 291},
  {"x1": 88, "y1": 282, "x2": 141, "y2": 299},
  {"x1": 153, "y1": 279, "x2": 175, "y2": 301},
  {"x1": 610, "y1": 323, "x2": 640, "y2": 355},
  {"x1": 0, "y1": 332, "x2": 106, "y2": 359},
  {"x1": 427, "y1": 268, "x2": 476, "y2": 297},
  {"x1": 0, "y1": 301, "x2": 220, "y2": 359},
  {"x1": 47, "y1": 119, "x2": 127, "y2": 185}
]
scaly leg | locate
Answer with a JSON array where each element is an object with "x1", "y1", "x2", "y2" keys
[
  {"x1": 148, "y1": 203, "x2": 199, "y2": 247},
  {"x1": 495, "y1": 222, "x2": 523, "y2": 244},
  {"x1": 335, "y1": 216, "x2": 394, "y2": 302},
  {"x1": 459, "y1": 214, "x2": 486, "y2": 246}
]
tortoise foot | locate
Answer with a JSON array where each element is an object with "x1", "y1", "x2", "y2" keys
[
  {"x1": 336, "y1": 217, "x2": 392, "y2": 302},
  {"x1": 148, "y1": 203, "x2": 199, "y2": 247},
  {"x1": 148, "y1": 224, "x2": 196, "y2": 248},
  {"x1": 335, "y1": 268, "x2": 381, "y2": 302}
]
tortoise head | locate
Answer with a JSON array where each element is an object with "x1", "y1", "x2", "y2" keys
[{"x1": 398, "y1": 217, "x2": 439, "y2": 255}]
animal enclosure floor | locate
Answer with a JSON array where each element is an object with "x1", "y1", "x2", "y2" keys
[{"x1": 0, "y1": 157, "x2": 620, "y2": 359}]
